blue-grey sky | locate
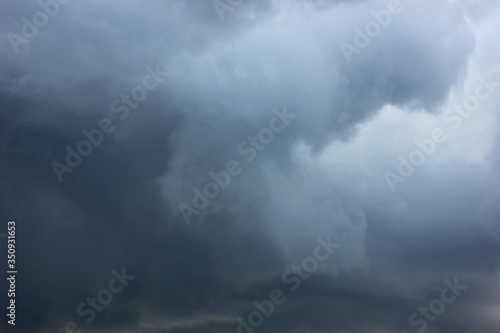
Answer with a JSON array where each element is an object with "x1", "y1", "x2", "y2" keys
[{"x1": 1, "y1": 1, "x2": 500, "y2": 333}]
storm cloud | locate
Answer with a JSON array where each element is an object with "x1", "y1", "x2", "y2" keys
[{"x1": 1, "y1": 0, "x2": 500, "y2": 332}]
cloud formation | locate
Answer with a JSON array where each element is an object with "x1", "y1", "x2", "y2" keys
[{"x1": 0, "y1": 1, "x2": 499, "y2": 333}]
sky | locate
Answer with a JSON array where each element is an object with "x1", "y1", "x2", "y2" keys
[{"x1": 1, "y1": 0, "x2": 500, "y2": 332}]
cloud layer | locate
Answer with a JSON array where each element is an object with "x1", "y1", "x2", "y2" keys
[{"x1": 1, "y1": 0, "x2": 499, "y2": 332}]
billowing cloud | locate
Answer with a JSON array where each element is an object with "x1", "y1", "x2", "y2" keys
[{"x1": 0, "y1": 1, "x2": 499, "y2": 333}]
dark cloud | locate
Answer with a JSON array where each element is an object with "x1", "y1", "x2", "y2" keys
[{"x1": 1, "y1": 1, "x2": 499, "y2": 333}]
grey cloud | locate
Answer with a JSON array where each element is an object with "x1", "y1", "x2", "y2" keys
[{"x1": 1, "y1": 1, "x2": 499, "y2": 333}]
